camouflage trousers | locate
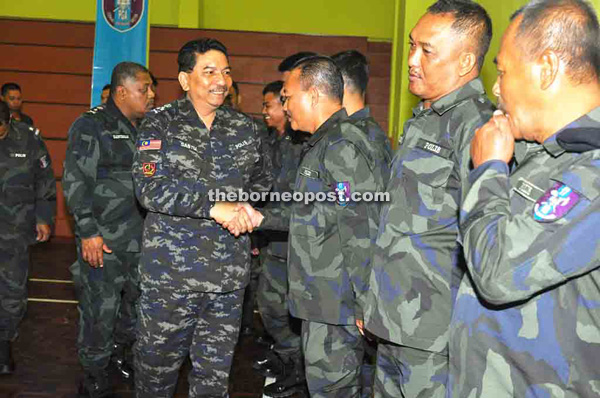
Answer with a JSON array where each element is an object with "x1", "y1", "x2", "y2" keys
[
  {"x1": 0, "y1": 245, "x2": 29, "y2": 341},
  {"x1": 70, "y1": 248, "x2": 140, "y2": 372},
  {"x1": 134, "y1": 286, "x2": 244, "y2": 398},
  {"x1": 257, "y1": 249, "x2": 302, "y2": 358},
  {"x1": 374, "y1": 342, "x2": 447, "y2": 398},
  {"x1": 241, "y1": 253, "x2": 261, "y2": 331},
  {"x1": 302, "y1": 320, "x2": 366, "y2": 398}
]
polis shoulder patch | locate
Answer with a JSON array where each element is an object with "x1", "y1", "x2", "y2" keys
[
  {"x1": 142, "y1": 162, "x2": 156, "y2": 177},
  {"x1": 139, "y1": 139, "x2": 161, "y2": 150},
  {"x1": 533, "y1": 181, "x2": 581, "y2": 222},
  {"x1": 334, "y1": 181, "x2": 351, "y2": 207}
]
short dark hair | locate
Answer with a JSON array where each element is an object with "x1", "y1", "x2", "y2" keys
[
  {"x1": 231, "y1": 80, "x2": 239, "y2": 95},
  {"x1": 428, "y1": 0, "x2": 493, "y2": 71},
  {"x1": 278, "y1": 52, "x2": 318, "y2": 73},
  {"x1": 292, "y1": 56, "x2": 344, "y2": 104},
  {"x1": 331, "y1": 50, "x2": 369, "y2": 96},
  {"x1": 109, "y1": 62, "x2": 150, "y2": 97},
  {"x1": 149, "y1": 71, "x2": 158, "y2": 87},
  {"x1": 511, "y1": 0, "x2": 600, "y2": 84},
  {"x1": 178, "y1": 38, "x2": 228, "y2": 73},
  {"x1": 102, "y1": 84, "x2": 111, "y2": 92},
  {"x1": 262, "y1": 80, "x2": 284, "y2": 100},
  {"x1": 0, "y1": 101, "x2": 10, "y2": 124},
  {"x1": 1, "y1": 83, "x2": 21, "y2": 97}
]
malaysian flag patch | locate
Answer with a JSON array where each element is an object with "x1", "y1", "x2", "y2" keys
[{"x1": 139, "y1": 139, "x2": 162, "y2": 151}]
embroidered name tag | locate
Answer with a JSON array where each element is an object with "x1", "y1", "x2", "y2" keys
[
  {"x1": 11, "y1": 153, "x2": 27, "y2": 158},
  {"x1": 417, "y1": 138, "x2": 452, "y2": 159},
  {"x1": 533, "y1": 182, "x2": 581, "y2": 222},
  {"x1": 112, "y1": 134, "x2": 130, "y2": 140},
  {"x1": 300, "y1": 167, "x2": 319, "y2": 179},
  {"x1": 180, "y1": 141, "x2": 199, "y2": 152},
  {"x1": 513, "y1": 178, "x2": 545, "y2": 203}
]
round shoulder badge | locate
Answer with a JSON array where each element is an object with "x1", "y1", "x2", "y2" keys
[{"x1": 103, "y1": 0, "x2": 145, "y2": 33}]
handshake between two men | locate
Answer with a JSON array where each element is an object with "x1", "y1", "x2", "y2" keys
[{"x1": 209, "y1": 202, "x2": 265, "y2": 237}]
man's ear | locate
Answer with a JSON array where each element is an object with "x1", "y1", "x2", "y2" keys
[
  {"x1": 115, "y1": 85, "x2": 127, "y2": 101},
  {"x1": 178, "y1": 72, "x2": 190, "y2": 92},
  {"x1": 309, "y1": 86, "x2": 320, "y2": 108},
  {"x1": 458, "y1": 52, "x2": 477, "y2": 77},
  {"x1": 538, "y1": 50, "x2": 560, "y2": 91}
]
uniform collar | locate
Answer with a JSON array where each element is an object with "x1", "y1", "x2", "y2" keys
[
  {"x1": 306, "y1": 108, "x2": 348, "y2": 148},
  {"x1": 106, "y1": 97, "x2": 136, "y2": 131},
  {"x1": 177, "y1": 95, "x2": 228, "y2": 129},
  {"x1": 413, "y1": 78, "x2": 486, "y2": 117},
  {"x1": 349, "y1": 106, "x2": 370, "y2": 121},
  {"x1": 552, "y1": 106, "x2": 600, "y2": 154}
]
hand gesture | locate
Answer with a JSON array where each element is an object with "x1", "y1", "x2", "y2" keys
[
  {"x1": 471, "y1": 110, "x2": 516, "y2": 169},
  {"x1": 36, "y1": 224, "x2": 51, "y2": 242},
  {"x1": 81, "y1": 236, "x2": 112, "y2": 268}
]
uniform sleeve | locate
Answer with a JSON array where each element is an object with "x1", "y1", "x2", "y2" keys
[
  {"x1": 325, "y1": 139, "x2": 381, "y2": 319},
  {"x1": 62, "y1": 117, "x2": 101, "y2": 238},
  {"x1": 460, "y1": 159, "x2": 600, "y2": 306},
  {"x1": 132, "y1": 115, "x2": 214, "y2": 219},
  {"x1": 248, "y1": 120, "x2": 273, "y2": 194},
  {"x1": 33, "y1": 135, "x2": 56, "y2": 225}
]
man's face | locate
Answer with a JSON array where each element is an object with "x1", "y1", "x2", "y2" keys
[
  {"x1": 180, "y1": 50, "x2": 232, "y2": 112},
  {"x1": 3, "y1": 89, "x2": 22, "y2": 112},
  {"x1": 493, "y1": 16, "x2": 539, "y2": 140},
  {"x1": 282, "y1": 69, "x2": 314, "y2": 133},
  {"x1": 101, "y1": 88, "x2": 110, "y2": 104},
  {"x1": 408, "y1": 13, "x2": 465, "y2": 103},
  {"x1": 121, "y1": 71, "x2": 155, "y2": 119},
  {"x1": 262, "y1": 92, "x2": 286, "y2": 131}
]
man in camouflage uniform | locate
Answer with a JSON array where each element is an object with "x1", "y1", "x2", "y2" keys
[
  {"x1": 361, "y1": 2, "x2": 494, "y2": 397},
  {"x1": 63, "y1": 62, "x2": 155, "y2": 397},
  {"x1": 252, "y1": 80, "x2": 308, "y2": 397},
  {"x1": 0, "y1": 101, "x2": 55, "y2": 374},
  {"x1": 131, "y1": 38, "x2": 272, "y2": 398},
  {"x1": 226, "y1": 56, "x2": 391, "y2": 398},
  {"x1": 450, "y1": 1, "x2": 600, "y2": 396},
  {"x1": 331, "y1": 49, "x2": 392, "y2": 397}
]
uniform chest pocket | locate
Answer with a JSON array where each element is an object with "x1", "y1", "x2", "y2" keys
[
  {"x1": 168, "y1": 138, "x2": 210, "y2": 178},
  {"x1": 234, "y1": 144, "x2": 260, "y2": 178},
  {"x1": 4, "y1": 154, "x2": 34, "y2": 190},
  {"x1": 291, "y1": 173, "x2": 329, "y2": 240},
  {"x1": 402, "y1": 148, "x2": 455, "y2": 211}
]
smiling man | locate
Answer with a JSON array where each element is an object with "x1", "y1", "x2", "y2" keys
[
  {"x1": 131, "y1": 38, "x2": 272, "y2": 398},
  {"x1": 361, "y1": 1, "x2": 494, "y2": 397},
  {"x1": 63, "y1": 61, "x2": 155, "y2": 397}
]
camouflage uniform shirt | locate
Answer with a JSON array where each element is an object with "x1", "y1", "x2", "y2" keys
[
  {"x1": 261, "y1": 109, "x2": 389, "y2": 325},
  {"x1": 449, "y1": 107, "x2": 600, "y2": 398},
  {"x1": 132, "y1": 97, "x2": 272, "y2": 293},
  {"x1": 0, "y1": 122, "x2": 55, "y2": 249},
  {"x1": 363, "y1": 79, "x2": 494, "y2": 351},
  {"x1": 63, "y1": 98, "x2": 145, "y2": 252}
]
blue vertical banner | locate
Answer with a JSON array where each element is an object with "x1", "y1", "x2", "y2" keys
[{"x1": 91, "y1": 0, "x2": 149, "y2": 107}]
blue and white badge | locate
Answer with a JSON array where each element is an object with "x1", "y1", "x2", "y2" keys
[
  {"x1": 335, "y1": 181, "x2": 351, "y2": 207},
  {"x1": 533, "y1": 182, "x2": 580, "y2": 222}
]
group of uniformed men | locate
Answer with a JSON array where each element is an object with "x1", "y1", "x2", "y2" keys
[{"x1": 1, "y1": 0, "x2": 600, "y2": 397}]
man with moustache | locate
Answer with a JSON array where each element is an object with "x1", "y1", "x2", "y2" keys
[
  {"x1": 252, "y1": 80, "x2": 308, "y2": 397},
  {"x1": 63, "y1": 61, "x2": 155, "y2": 397},
  {"x1": 225, "y1": 56, "x2": 390, "y2": 398},
  {"x1": 361, "y1": 1, "x2": 494, "y2": 397},
  {"x1": 131, "y1": 38, "x2": 272, "y2": 398},
  {"x1": 449, "y1": 1, "x2": 600, "y2": 396}
]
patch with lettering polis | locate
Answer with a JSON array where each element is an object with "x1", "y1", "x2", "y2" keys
[
  {"x1": 533, "y1": 182, "x2": 581, "y2": 222},
  {"x1": 417, "y1": 138, "x2": 452, "y2": 159}
]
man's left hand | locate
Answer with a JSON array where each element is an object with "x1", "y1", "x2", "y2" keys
[{"x1": 471, "y1": 110, "x2": 515, "y2": 168}]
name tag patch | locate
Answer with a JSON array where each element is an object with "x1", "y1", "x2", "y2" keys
[
  {"x1": 533, "y1": 182, "x2": 580, "y2": 222},
  {"x1": 139, "y1": 139, "x2": 162, "y2": 151},
  {"x1": 300, "y1": 167, "x2": 319, "y2": 179},
  {"x1": 233, "y1": 140, "x2": 252, "y2": 150},
  {"x1": 112, "y1": 134, "x2": 130, "y2": 140},
  {"x1": 417, "y1": 139, "x2": 452, "y2": 159},
  {"x1": 11, "y1": 153, "x2": 27, "y2": 158},
  {"x1": 180, "y1": 141, "x2": 199, "y2": 152},
  {"x1": 514, "y1": 178, "x2": 545, "y2": 203}
]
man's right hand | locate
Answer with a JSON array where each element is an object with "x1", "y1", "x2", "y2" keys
[{"x1": 81, "y1": 236, "x2": 112, "y2": 268}]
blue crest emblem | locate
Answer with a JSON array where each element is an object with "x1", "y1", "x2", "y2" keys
[
  {"x1": 334, "y1": 182, "x2": 351, "y2": 207},
  {"x1": 103, "y1": 0, "x2": 145, "y2": 32},
  {"x1": 533, "y1": 182, "x2": 581, "y2": 222}
]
